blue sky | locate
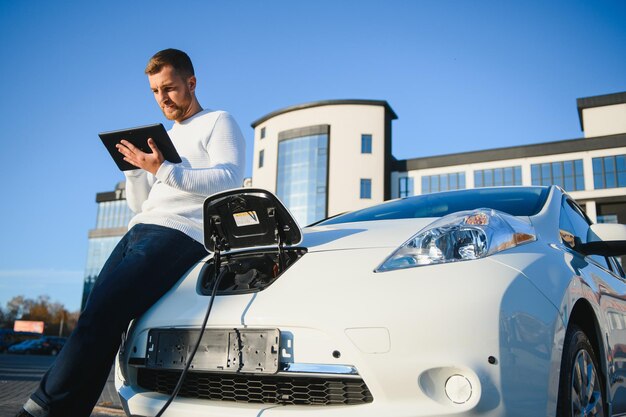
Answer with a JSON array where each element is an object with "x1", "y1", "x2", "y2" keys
[{"x1": 1, "y1": 0, "x2": 625, "y2": 312}]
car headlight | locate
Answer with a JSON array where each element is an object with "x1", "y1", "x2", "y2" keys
[{"x1": 376, "y1": 208, "x2": 536, "y2": 272}]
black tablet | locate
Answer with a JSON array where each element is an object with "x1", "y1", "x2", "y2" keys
[{"x1": 99, "y1": 123, "x2": 182, "y2": 171}]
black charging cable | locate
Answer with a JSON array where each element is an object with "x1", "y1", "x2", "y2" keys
[{"x1": 155, "y1": 251, "x2": 223, "y2": 417}]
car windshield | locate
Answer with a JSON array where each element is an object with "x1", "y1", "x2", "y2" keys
[{"x1": 319, "y1": 187, "x2": 550, "y2": 225}]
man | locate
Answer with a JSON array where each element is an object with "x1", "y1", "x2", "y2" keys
[{"x1": 18, "y1": 49, "x2": 246, "y2": 417}]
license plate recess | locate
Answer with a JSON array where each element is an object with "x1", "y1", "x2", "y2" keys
[{"x1": 146, "y1": 328, "x2": 280, "y2": 374}]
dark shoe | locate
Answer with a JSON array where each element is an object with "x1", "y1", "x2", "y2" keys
[{"x1": 14, "y1": 409, "x2": 34, "y2": 417}]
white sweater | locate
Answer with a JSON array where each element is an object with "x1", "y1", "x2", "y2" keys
[{"x1": 124, "y1": 109, "x2": 246, "y2": 243}]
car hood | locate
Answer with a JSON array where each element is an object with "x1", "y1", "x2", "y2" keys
[{"x1": 301, "y1": 218, "x2": 436, "y2": 252}]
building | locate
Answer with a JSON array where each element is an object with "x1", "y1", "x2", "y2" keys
[
  {"x1": 251, "y1": 100, "x2": 397, "y2": 226},
  {"x1": 251, "y1": 92, "x2": 626, "y2": 226},
  {"x1": 81, "y1": 182, "x2": 133, "y2": 310}
]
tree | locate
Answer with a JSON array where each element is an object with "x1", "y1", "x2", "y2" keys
[
  {"x1": 0, "y1": 307, "x2": 7, "y2": 329},
  {"x1": 5, "y1": 295, "x2": 26, "y2": 322},
  {"x1": 27, "y1": 295, "x2": 53, "y2": 322},
  {"x1": 1, "y1": 295, "x2": 78, "y2": 336}
]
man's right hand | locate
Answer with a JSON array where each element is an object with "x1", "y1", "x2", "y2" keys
[{"x1": 116, "y1": 138, "x2": 165, "y2": 175}]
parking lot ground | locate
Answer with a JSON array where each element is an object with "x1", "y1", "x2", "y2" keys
[{"x1": 0, "y1": 354, "x2": 123, "y2": 417}]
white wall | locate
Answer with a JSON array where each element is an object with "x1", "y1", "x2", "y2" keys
[{"x1": 583, "y1": 104, "x2": 626, "y2": 138}]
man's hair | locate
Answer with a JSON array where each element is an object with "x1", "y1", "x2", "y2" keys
[{"x1": 145, "y1": 48, "x2": 195, "y2": 78}]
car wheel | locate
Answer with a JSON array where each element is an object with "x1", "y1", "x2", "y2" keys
[{"x1": 557, "y1": 324, "x2": 606, "y2": 417}]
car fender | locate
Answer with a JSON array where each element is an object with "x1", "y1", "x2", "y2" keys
[{"x1": 490, "y1": 243, "x2": 611, "y2": 416}]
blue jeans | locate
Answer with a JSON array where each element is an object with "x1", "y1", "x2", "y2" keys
[{"x1": 26, "y1": 224, "x2": 207, "y2": 417}]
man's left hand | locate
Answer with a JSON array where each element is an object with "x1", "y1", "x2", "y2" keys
[{"x1": 116, "y1": 138, "x2": 165, "y2": 175}]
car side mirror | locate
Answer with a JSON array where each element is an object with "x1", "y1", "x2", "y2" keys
[{"x1": 578, "y1": 223, "x2": 626, "y2": 256}]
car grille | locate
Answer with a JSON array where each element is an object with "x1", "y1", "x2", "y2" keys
[{"x1": 137, "y1": 368, "x2": 374, "y2": 406}]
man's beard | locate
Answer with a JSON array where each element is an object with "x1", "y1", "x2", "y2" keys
[
  {"x1": 162, "y1": 104, "x2": 184, "y2": 121},
  {"x1": 162, "y1": 89, "x2": 192, "y2": 121}
]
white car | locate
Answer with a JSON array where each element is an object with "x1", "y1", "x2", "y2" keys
[{"x1": 115, "y1": 186, "x2": 626, "y2": 417}]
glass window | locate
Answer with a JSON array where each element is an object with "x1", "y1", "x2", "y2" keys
[
  {"x1": 593, "y1": 155, "x2": 626, "y2": 190},
  {"x1": 96, "y1": 200, "x2": 133, "y2": 229},
  {"x1": 531, "y1": 164, "x2": 540, "y2": 186},
  {"x1": 598, "y1": 214, "x2": 619, "y2": 224},
  {"x1": 361, "y1": 134, "x2": 372, "y2": 154},
  {"x1": 449, "y1": 173, "x2": 458, "y2": 189},
  {"x1": 431, "y1": 175, "x2": 439, "y2": 192},
  {"x1": 559, "y1": 199, "x2": 591, "y2": 243},
  {"x1": 421, "y1": 177, "x2": 430, "y2": 194},
  {"x1": 618, "y1": 156, "x2": 626, "y2": 187},
  {"x1": 552, "y1": 163, "x2": 563, "y2": 187},
  {"x1": 399, "y1": 177, "x2": 412, "y2": 198},
  {"x1": 484, "y1": 169, "x2": 493, "y2": 186},
  {"x1": 440, "y1": 174, "x2": 448, "y2": 191},
  {"x1": 260, "y1": 127, "x2": 266, "y2": 139},
  {"x1": 474, "y1": 166, "x2": 522, "y2": 188},
  {"x1": 258, "y1": 150, "x2": 264, "y2": 168},
  {"x1": 606, "y1": 157, "x2": 617, "y2": 189},
  {"x1": 593, "y1": 158, "x2": 604, "y2": 189},
  {"x1": 494, "y1": 168, "x2": 503, "y2": 186},
  {"x1": 360, "y1": 179, "x2": 372, "y2": 199},
  {"x1": 504, "y1": 167, "x2": 513, "y2": 184},
  {"x1": 420, "y1": 172, "x2": 465, "y2": 194},
  {"x1": 559, "y1": 197, "x2": 610, "y2": 269},
  {"x1": 574, "y1": 160, "x2": 585, "y2": 190},
  {"x1": 531, "y1": 160, "x2": 584, "y2": 191},
  {"x1": 277, "y1": 133, "x2": 328, "y2": 226},
  {"x1": 474, "y1": 171, "x2": 483, "y2": 188},
  {"x1": 95, "y1": 204, "x2": 103, "y2": 229},
  {"x1": 541, "y1": 164, "x2": 551, "y2": 184}
]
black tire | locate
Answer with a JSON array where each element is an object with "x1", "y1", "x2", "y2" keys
[{"x1": 557, "y1": 324, "x2": 606, "y2": 417}]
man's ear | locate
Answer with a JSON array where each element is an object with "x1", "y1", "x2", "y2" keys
[{"x1": 187, "y1": 75, "x2": 197, "y2": 93}]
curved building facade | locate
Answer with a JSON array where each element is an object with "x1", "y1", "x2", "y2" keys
[{"x1": 251, "y1": 100, "x2": 397, "y2": 226}]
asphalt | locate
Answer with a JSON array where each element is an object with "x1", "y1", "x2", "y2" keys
[{"x1": 0, "y1": 356, "x2": 123, "y2": 417}]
